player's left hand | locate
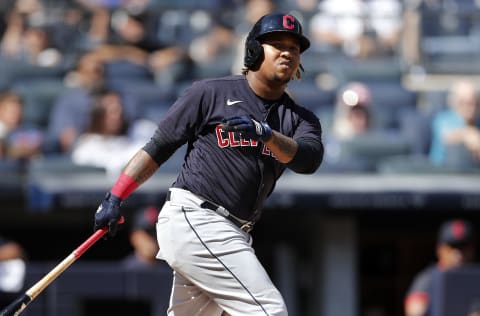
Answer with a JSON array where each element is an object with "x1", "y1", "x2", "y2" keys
[
  {"x1": 222, "y1": 115, "x2": 272, "y2": 142},
  {"x1": 94, "y1": 192, "x2": 123, "y2": 238}
]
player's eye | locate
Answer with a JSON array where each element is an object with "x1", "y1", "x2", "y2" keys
[{"x1": 265, "y1": 41, "x2": 299, "y2": 54}]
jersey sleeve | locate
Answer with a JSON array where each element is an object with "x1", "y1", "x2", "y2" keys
[
  {"x1": 143, "y1": 80, "x2": 212, "y2": 165},
  {"x1": 286, "y1": 106, "x2": 324, "y2": 174},
  {"x1": 404, "y1": 265, "x2": 435, "y2": 310}
]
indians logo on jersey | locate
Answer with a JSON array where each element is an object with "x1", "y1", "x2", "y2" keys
[{"x1": 215, "y1": 125, "x2": 276, "y2": 158}]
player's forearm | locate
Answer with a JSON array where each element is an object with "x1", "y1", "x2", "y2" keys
[
  {"x1": 110, "y1": 149, "x2": 159, "y2": 199},
  {"x1": 264, "y1": 131, "x2": 298, "y2": 163},
  {"x1": 122, "y1": 149, "x2": 160, "y2": 186}
]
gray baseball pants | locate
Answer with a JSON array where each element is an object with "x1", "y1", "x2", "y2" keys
[{"x1": 156, "y1": 188, "x2": 287, "y2": 316}]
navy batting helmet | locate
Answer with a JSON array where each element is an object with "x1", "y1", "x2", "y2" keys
[{"x1": 244, "y1": 13, "x2": 310, "y2": 69}]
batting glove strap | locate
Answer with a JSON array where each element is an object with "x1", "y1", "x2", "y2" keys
[
  {"x1": 253, "y1": 119, "x2": 272, "y2": 142},
  {"x1": 105, "y1": 191, "x2": 123, "y2": 206}
]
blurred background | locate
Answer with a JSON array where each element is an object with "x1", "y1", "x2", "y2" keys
[{"x1": 1, "y1": 0, "x2": 480, "y2": 315}]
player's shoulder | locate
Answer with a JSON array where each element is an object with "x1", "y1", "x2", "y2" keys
[
  {"x1": 409, "y1": 264, "x2": 438, "y2": 289},
  {"x1": 417, "y1": 264, "x2": 438, "y2": 278}
]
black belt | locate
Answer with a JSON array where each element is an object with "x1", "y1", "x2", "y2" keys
[{"x1": 166, "y1": 191, "x2": 254, "y2": 233}]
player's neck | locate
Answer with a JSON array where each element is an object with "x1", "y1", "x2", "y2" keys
[{"x1": 246, "y1": 72, "x2": 286, "y2": 101}]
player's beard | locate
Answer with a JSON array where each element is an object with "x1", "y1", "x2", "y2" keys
[
  {"x1": 272, "y1": 73, "x2": 292, "y2": 85},
  {"x1": 273, "y1": 75, "x2": 291, "y2": 84},
  {"x1": 272, "y1": 63, "x2": 298, "y2": 84}
]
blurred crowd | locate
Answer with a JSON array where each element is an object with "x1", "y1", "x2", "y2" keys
[
  {"x1": 1, "y1": 2, "x2": 480, "y2": 315},
  {"x1": 0, "y1": 0, "x2": 479, "y2": 176}
]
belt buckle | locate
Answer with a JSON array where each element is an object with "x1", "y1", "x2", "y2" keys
[{"x1": 240, "y1": 222, "x2": 253, "y2": 233}]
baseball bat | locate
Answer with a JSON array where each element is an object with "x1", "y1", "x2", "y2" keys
[{"x1": 0, "y1": 217, "x2": 124, "y2": 316}]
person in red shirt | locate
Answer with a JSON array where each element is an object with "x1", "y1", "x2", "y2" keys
[{"x1": 404, "y1": 219, "x2": 477, "y2": 316}]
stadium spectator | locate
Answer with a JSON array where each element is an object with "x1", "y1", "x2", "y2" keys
[
  {"x1": 0, "y1": 235, "x2": 26, "y2": 310},
  {"x1": 71, "y1": 89, "x2": 155, "y2": 176},
  {"x1": 321, "y1": 81, "x2": 374, "y2": 171},
  {"x1": 404, "y1": 219, "x2": 477, "y2": 316},
  {"x1": 44, "y1": 51, "x2": 106, "y2": 154},
  {"x1": 44, "y1": 50, "x2": 140, "y2": 154},
  {"x1": 0, "y1": 2, "x2": 62, "y2": 67},
  {"x1": 367, "y1": 0, "x2": 404, "y2": 56},
  {"x1": 429, "y1": 79, "x2": 480, "y2": 168},
  {"x1": 189, "y1": 21, "x2": 236, "y2": 78},
  {"x1": 309, "y1": 0, "x2": 403, "y2": 58},
  {"x1": 331, "y1": 81, "x2": 372, "y2": 140},
  {"x1": 309, "y1": 0, "x2": 364, "y2": 56},
  {"x1": 121, "y1": 205, "x2": 165, "y2": 270},
  {"x1": 0, "y1": 91, "x2": 43, "y2": 161},
  {"x1": 76, "y1": 0, "x2": 193, "y2": 87},
  {"x1": 46, "y1": 2, "x2": 95, "y2": 58}
]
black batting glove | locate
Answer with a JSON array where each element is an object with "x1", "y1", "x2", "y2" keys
[
  {"x1": 222, "y1": 115, "x2": 273, "y2": 142},
  {"x1": 94, "y1": 192, "x2": 123, "y2": 238}
]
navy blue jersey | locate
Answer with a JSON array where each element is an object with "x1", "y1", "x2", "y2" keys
[{"x1": 143, "y1": 75, "x2": 322, "y2": 220}]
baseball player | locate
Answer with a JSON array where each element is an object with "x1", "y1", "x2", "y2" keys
[{"x1": 94, "y1": 12, "x2": 324, "y2": 316}]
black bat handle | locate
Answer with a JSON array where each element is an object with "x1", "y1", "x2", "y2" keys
[{"x1": 0, "y1": 294, "x2": 31, "y2": 316}]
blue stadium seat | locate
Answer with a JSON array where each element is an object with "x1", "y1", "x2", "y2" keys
[
  {"x1": 419, "y1": 6, "x2": 480, "y2": 73},
  {"x1": 104, "y1": 60, "x2": 153, "y2": 83},
  {"x1": 321, "y1": 131, "x2": 413, "y2": 173},
  {"x1": 106, "y1": 80, "x2": 176, "y2": 121},
  {"x1": 444, "y1": 143, "x2": 480, "y2": 172},
  {"x1": 367, "y1": 81, "x2": 418, "y2": 130},
  {"x1": 12, "y1": 79, "x2": 67, "y2": 130},
  {"x1": 286, "y1": 80, "x2": 336, "y2": 111},
  {"x1": 0, "y1": 58, "x2": 66, "y2": 88},
  {"x1": 401, "y1": 106, "x2": 435, "y2": 155},
  {"x1": 328, "y1": 57, "x2": 403, "y2": 86}
]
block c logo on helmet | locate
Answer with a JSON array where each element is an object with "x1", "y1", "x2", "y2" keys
[{"x1": 283, "y1": 15, "x2": 295, "y2": 30}]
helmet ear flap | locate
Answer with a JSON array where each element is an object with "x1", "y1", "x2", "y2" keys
[{"x1": 244, "y1": 38, "x2": 263, "y2": 69}]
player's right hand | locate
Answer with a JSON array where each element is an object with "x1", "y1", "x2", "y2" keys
[
  {"x1": 94, "y1": 192, "x2": 123, "y2": 238},
  {"x1": 222, "y1": 115, "x2": 272, "y2": 142}
]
